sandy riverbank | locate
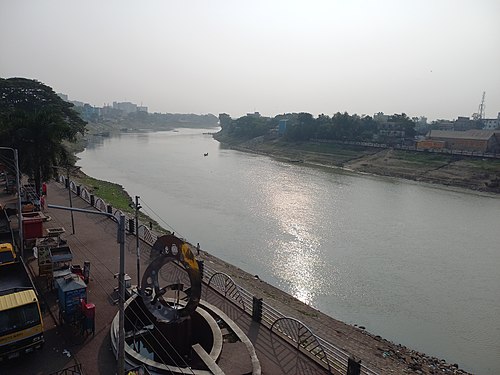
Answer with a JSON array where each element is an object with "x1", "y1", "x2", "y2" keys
[{"x1": 216, "y1": 135, "x2": 500, "y2": 195}]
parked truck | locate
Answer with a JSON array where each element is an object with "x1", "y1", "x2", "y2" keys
[
  {"x1": 0, "y1": 258, "x2": 44, "y2": 361},
  {"x1": 0, "y1": 209, "x2": 44, "y2": 361}
]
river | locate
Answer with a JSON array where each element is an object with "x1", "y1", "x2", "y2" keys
[{"x1": 76, "y1": 128, "x2": 500, "y2": 374}]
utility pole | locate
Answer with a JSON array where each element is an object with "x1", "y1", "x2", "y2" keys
[
  {"x1": 134, "y1": 196, "x2": 142, "y2": 288},
  {"x1": 52, "y1": 165, "x2": 77, "y2": 234},
  {"x1": 118, "y1": 214, "x2": 126, "y2": 375},
  {"x1": 66, "y1": 167, "x2": 75, "y2": 235}
]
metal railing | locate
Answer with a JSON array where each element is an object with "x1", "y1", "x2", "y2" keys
[
  {"x1": 57, "y1": 175, "x2": 379, "y2": 375},
  {"x1": 311, "y1": 138, "x2": 500, "y2": 159},
  {"x1": 48, "y1": 363, "x2": 84, "y2": 375}
]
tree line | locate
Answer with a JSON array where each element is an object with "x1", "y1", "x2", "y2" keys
[
  {"x1": 0, "y1": 78, "x2": 86, "y2": 194},
  {"x1": 219, "y1": 112, "x2": 416, "y2": 143}
]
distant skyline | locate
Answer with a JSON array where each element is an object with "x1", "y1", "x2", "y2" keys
[{"x1": 1, "y1": 0, "x2": 499, "y2": 121}]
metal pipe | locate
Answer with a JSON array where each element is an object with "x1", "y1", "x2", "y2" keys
[{"x1": 47, "y1": 204, "x2": 112, "y2": 216}]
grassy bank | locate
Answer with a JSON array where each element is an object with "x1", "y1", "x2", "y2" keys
[{"x1": 71, "y1": 171, "x2": 169, "y2": 234}]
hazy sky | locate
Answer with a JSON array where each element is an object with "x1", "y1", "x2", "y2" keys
[{"x1": 1, "y1": 0, "x2": 499, "y2": 120}]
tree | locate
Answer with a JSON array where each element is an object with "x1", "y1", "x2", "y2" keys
[
  {"x1": 218, "y1": 113, "x2": 232, "y2": 130},
  {"x1": 389, "y1": 113, "x2": 416, "y2": 139},
  {"x1": 0, "y1": 78, "x2": 87, "y2": 193}
]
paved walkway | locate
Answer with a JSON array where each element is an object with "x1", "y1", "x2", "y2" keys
[{"x1": 0, "y1": 181, "x2": 328, "y2": 375}]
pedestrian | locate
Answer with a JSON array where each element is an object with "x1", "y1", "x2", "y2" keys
[
  {"x1": 40, "y1": 195, "x2": 45, "y2": 211},
  {"x1": 42, "y1": 182, "x2": 47, "y2": 196},
  {"x1": 196, "y1": 243, "x2": 200, "y2": 255}
]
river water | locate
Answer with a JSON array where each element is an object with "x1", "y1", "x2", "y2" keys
[{"x1": 77, "y1": 128, "x2": 500, "y2": 374}]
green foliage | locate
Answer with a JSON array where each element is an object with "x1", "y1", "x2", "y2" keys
[
  {"x1": 219, "y1": 111, "x2": 418, "y2": 146},
  {"x1": 218, "y1": 113, "x2": 232, "y2": 130},
  {"x1": 284, "y1": 112, "x2": 384, "y2": 142},
  {"x1": 466, "y1": 158, "x2": 500, "y2": 173},
  {"x1": 0, "y1": 78, "x2": 87, "y2": 192},
  {"x1": 389, "y1": 150, "x2": 450, "y2": 166},
  {"x1": 389, "y1": 113, "x2": 416, "y2": 138},
  {"x1": 73, "y1": 173, "x2": 167, "y2": 233},
  {"x1": 218, "y1": 113, "x2": 272, "y2": 139},
  {"x1": 74, "y1": 175, "x2": 133, "y2": 211}
]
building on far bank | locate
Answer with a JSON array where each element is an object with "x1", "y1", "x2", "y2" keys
[
  {"x1": 415, "y1": 139, "x2": 446, "y2": 150},
  {"x1": 112, "y1": 101, "x2": 137, "y2": 114},
  {"x1": 453, "y1": 116, "x2": 477, "y2": 131},
  {"x1": 246, "y1": 111, "x2": 261, "y2": 118},
  {"x1": 417, "y1": 129, "x2": 500, "y2": 153},
  {"x1": 432, "y1": 120, "x2": 455, "y2": 131},
  {"x1": 482, "y1": 113, "x2": 500, "y2": 130}
]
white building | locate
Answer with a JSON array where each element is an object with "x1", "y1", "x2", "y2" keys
[
  {"x1": 113, "y1": 101, "x2": 137, "y2": 114},
  {"x1": 482, "y1": 113, "x2": 500, "y2": 130}
]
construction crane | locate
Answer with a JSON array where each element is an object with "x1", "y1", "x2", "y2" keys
[{"x1": 472, "y1": 91, "x2": 486, "y2": 121}]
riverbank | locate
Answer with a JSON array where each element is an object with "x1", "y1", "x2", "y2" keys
[
  {"x1": 64, "y1": 169, "x2": 474, "y2": 374},
  {"x1": 214, "y1": 133, "x2": 500, "y2": 195},
  {"x1": 68, "y1": 129, "x2": 486, "y2": 373}
]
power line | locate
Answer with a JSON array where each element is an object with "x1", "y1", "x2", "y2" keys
[{"x1": 139, "y1": 198, "x2": 185, "y2": 238}]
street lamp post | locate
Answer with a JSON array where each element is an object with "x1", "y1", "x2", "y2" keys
[
  {"x1": 52, "y1": 165, "x2": 77, "y2": 234},
  {"x1": 129, "y1": 196, "x2": 142, "y2": 288},
  {"x1": 134, "y1": 196, "x2": 141, "y2": 288},
  {"x1": 0, "y1": 147, "x2": 23, "y2": 257},
  {"x1": 66, "y1": 167, "x2": 75, "y2": 235}
]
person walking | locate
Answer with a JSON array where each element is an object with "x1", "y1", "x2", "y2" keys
[{"x1": 40, "y1": 195, "x2": 45, "y2": 211}]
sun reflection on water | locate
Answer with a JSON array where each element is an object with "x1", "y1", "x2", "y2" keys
[{"x1": 260, "y1": 168, "x2": 328, "y2": 306}]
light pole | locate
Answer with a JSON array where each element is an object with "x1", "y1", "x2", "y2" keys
[
  {"x1": 48, "y1": 204, "x2": 126, "y2": 375},
  {"x1": 53, "y1": 165, "x2": 77, "y2": 234},
  {"x1": 0, "y1": 147, "x2": 23, "y2": 257},
  {"x1": 66, "y1": 167, "x2": 75, "y2": 235},
  {"x1": 134, "y1": 196, "x2": 141, "y2": 288}
]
